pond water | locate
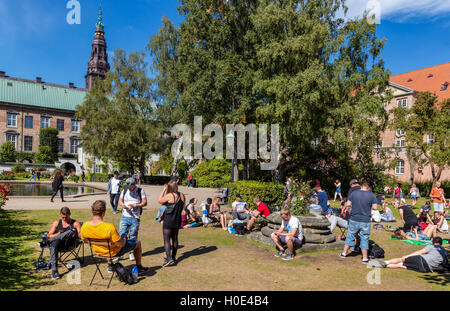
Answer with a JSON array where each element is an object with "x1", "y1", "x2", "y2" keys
[{"x1": 8, "y1": 183, "x2": 103, "y2": 196}]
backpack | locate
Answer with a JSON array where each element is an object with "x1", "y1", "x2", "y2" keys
[
  {"x1": 114, "y1": 263, "x2": 134, "y2": 285},
  {"x1": 123, "y1": 186, "x2": 143, "y2": 215},
  {"x1": 368, "y1": 240, "x2": 385, "y2": 259},
  {"x1": 234, "y1": 223, "x2": 247, "y2": 235}
]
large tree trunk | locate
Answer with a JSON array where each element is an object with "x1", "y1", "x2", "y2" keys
[{"x1": 408, "y1": 154, "x2": 415, "y2": 186}]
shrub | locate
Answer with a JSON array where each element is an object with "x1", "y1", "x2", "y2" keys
[
  {"x1": 15, "y1": 172, "x2": 30, "y2": 179},
  {"x1": 227, "y1": 180, "x2": 284, "y2": 209},
  {"x1": 412, "y1": 180, "x2": 450, "y2": 199},
  {"x1": 11, "y1": 164, "x2": 27, "y2": 173},
  {"x1": 190, "y1": 159, "x2": 231, "y2": 188},
  {"x1": 34, "y1": 146, "x2": 55, "y2": 164},
  {"x1": 0, "y1": 142, "x2": 16, "y2": 162},
  {"x1": 69, "y1": 175, "x2": 80, "y2": 183},
  {"x1": 16, "y1": 152, "x2": 35, "y2": 163},
  {"x1": 40, "y1": 172, "x2": 51, "y2": 179},
  {"x1": 0, "y1": 171, "x2": 14, "y2": 180},
  {"x1": 39, "y1": 127, "x2": 59, "y2": 160},
  {"x1": 86, "y1": 173, "x2": 111, "y2": 182},
  {"x1": 142, "y1": 175, "x2": 171, "y2": 185}
]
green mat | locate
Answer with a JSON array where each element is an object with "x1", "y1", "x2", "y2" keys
[{"x1": 391, "y1": 238, "x2": 449, "y2": 245}]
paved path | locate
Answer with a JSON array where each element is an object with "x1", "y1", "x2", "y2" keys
[{"x1": 4, "y1": 181, "x2": 220, "y2": 211}]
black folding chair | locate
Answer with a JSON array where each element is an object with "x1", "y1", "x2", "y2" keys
[
  {"x1": 37, "y1": 236, "x2": 85, "y2": 271},
  {"x1": 86, "y1": 238, "x2": 121, "y2": 289}
]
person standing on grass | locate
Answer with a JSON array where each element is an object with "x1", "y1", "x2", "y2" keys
[
  {"x1": 118, "y1": 178, "x2": 147, "y2": 261},
  {"x1": 334, "y1": 180, "x2": 342, "y2": 202},
  {"x1": 339, "y1": 182, "x2": 378, "y2": 264},
  {"x1": 348, "y1": 179, "x2": 361, "y2": 197},
  {"x1": 430, "y1": 181, "x2": 446, "y2": 213},
  {"x1": 409, "y1": 184, "x2": 419, "y2": 206},
  {"x1": 270, "y1": 208, "x2": 303, "y2": 261},
  {"x1": 106, "y1": 171, "x2": 123, "y2": 214},
  {"x1": 29, "y1": 169, "x2": 36, "y2": 181},
  {"x1": 36, "y1": 169, "x2": 41, "y2": 181},
  {"x1": 50, "y1": 170, "x2": 65, "y2": 203},
  {"x1": 158, "y1": 180, "x2": 185, "y2": 267}
]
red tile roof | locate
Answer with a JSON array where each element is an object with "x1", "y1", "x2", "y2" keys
[{"x1": 390, "y1": 62, "x2": 450, "y2": 102}]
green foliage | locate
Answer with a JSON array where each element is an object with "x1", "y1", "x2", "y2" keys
[
  {"x1": 227, "y1": 180, "x2": 284, "y2": 209},
  {"x1": 69, "y1": 174, "x2": 80, "y2": 183},
  {"x1": 16, "y1": 152, "x2": 35, "y2": 163},
  {"x1": 158, "y1": 147, "x2": 174, "y2": 175},
  {"x1": 39, "y1": 128, "x2": 59, "y2": 161},
  {"x1": 86, "y1": 173, "x2": 111, "y2": 183},
  {"x1": 191, "y1": 159, "x2": 231, "y2": 188},
  {"x1": 389, "y1": 93, "x2": 449, "y2": 182},
  {"x1": 284, "y1": 180, "x2": 312, "y2": 216},
  {"x1": 176, "y1": 160, "x2": 188, "y2": 180},
  {"x1": 15, "y1": 172, "x2": 31, "y2": 179},
  {"x1": 76, "y1": 49, "x2": 164, "y2": 174},
  {"x1": 0, "y1": 171, "x2": 14, "y2": 180},
  {"x1": 0, "y1": 142, "x2": 17, "y2": 162},
  {"x1": 34, "y1": 146, "x2": 55, "y2": 164},
  {"x1": 11, "y1": 164, "x2": 26, "y2": 173},
  {"x1": 58, "y1": 153, "x2": 78, "y2": 159}
]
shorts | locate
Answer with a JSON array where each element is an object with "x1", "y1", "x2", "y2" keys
[
  {"x1": 434, "y1": 203, "x2": 444, "y2": 213},
  {"x1": 280, "y1": 235, "x2": 303, "y2": 247},
  {"x1": 403, "y1": 255, "x2": 431, "y2": 273},
  {"x1": 115, "y1": 239, "x2": 138, "y2": 257},
  {"x1": 345, "y1": 220, "x2": 371, "y2": 250},
  {"x1": 235, "y1": 211, "x2": 250, "y2": 221},
  {"x1": 394, "y1": 195, "x2": 400, "y2": 200},
  {"x1": 411, "y1": 195, "x2": 417, "y2": 199}
]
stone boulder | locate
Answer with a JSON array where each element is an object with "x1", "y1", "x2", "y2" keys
[
  {"x1": 261, "y1": 226, "x2": 335, "y2": 244},
  {"x1": 268, "y1": 223, "x2": 281, "y2": 230},
  {"x1": 266, "y1": 212, "x2": 331, "y2": 230},
  {"x1": 266, "y1": 212, "x2": 282, "y2": 225}
]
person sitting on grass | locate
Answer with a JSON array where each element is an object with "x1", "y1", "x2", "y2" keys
[
  {"x1": 209, "y1": 197, "x2": 228, "y2": 230},
  {"x1": 380, "y1": 204, "x2": 395, "y2": 222},
  {"x1": 431, "y1": 211, "x2": 449, "y2": 233},
  {"x1": 81, "y1": 200, "x2": 149, "y2": 276},
  {"x1": 391, "y1": 225, "x2": 438, "y2": 242},
  {"x1": 185, "y1": 198, "x2": 200, "y2": 222},
  {"x1": 231, "y1": 194, "x2": 256, "y2": 233},
  {"x1": 381, "y1": 237, "x2": 448, "y2": 273},
  {"x1": 398, "y1": 203, "x2": 419, "y2": 232},
  {"x1": 417, "y1": 211, "x2": 431, "y2": 231},
  {"x1": 270, "y1": 208, "x2": 303, "y2": 261},
  {"x1": 39, "y1": 207, "x2": 81, "y2": 280},
  {"x1": 420, "y1": 201, "x2": 432, "y2": 215}
]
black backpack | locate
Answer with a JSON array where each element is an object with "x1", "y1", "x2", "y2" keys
[
  {"x1": 368, "y1": 240, "x2": 385, "y2": 259},
  {"x1": 114, "y1": 263, "x2": 134, "y2": 285},
  {"x1": 234, "y1": 223, "x2": 247, "y2": 235}
]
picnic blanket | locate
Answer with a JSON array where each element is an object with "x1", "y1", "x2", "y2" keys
[{"x1": 391, "y1": 238, "x2": 449, "y2": 245}]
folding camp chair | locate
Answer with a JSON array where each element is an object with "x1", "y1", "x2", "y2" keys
[
  {"x1": 37, "y1": 235, "x2": 85, "y2": 271},
  {"x1": 86, "y1": 238, "x2": 121, "y2": 289},
  {"x1": 337, "y1": 226, "x2": 347, "y2": 239}
]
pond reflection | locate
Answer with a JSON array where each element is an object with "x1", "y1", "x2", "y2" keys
[{"x1": 9, "y1": 183, "x2": 102, "y2": 196}]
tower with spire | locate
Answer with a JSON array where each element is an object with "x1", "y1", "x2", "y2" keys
[{"x1": 85, "y1": 7, "x2": 110, "y2": 90}]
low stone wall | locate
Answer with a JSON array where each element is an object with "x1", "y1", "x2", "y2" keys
[{"x1": 247, "y1": 211, "x2": 345, "y2": 253}]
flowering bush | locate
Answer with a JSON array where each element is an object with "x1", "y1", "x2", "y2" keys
[
  {"x1": 0, "y1": 171, "x2": 15, "y2": 180},
  {"x1": 285, "y1": 180, "x2": 312, "y2": 216},
  {"x1": 0, "y1": 183, "x2": 12, "y2": 210}
]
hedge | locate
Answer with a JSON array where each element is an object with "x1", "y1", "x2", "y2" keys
[
  {"x1": 86, "y1": 173, "x2": 111, "y2": 183},
  {"x1": 190, "y1": 159, "x2": 231, "y2": 188},
  {"x1": 226, "y1": 180, "x2": 284, "y2": 209}
]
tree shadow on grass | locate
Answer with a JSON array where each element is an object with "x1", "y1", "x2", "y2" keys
[
  {"x1": 0, "y1": 210, "x2": 54, "y2": 290},
  {"x1": 418, "y1": 273, "x2": 450, "y2": 287}
]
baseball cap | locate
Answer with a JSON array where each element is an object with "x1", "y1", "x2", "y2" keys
[
  {"x1": 349, "y1": 179, "x2": 359, "y2": 186},
  {"x1": 126, "y1": 177, "x2": 136, "y2": 185},
  {"x1": 114, "y1": 171, "x2": 119, "y2": 175},
  {"x1": 236, "y1": 193, "x2": 242, "y2": 198}
]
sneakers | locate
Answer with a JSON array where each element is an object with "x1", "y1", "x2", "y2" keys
[
  {"x1": 162, "y1": 257, "x2": 174, "y2": 267},
  {"x1": 339, "y1": 252, "x2": 346, "y2": 258},
  {"x1": 129, "y1": 252, "x2": 135, "y2": 261},
  {"x1": 282, "y1": 254, "x2": 295, "y2": 261},
  {"x1": 362, "y1": 258, "x2": 370, "y2": 264},
  {"x1": 51, "y1": 271, "x2": 60, "y2": 280},
  {"x1": 274, "y1": 249, "x2": 286, "y2": 257},
  {"x1": 107, "y1": 264, "x2": 114, "y2": 274},
  {"x1": 137, "y1": 265, "x2": 150, "y2": 276}
]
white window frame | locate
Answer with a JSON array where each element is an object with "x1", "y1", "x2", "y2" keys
[
  {"x1": 40, "y1": 116, "x2": 51, "y2": 129},
  {"x1": 7, "y1": 113, "x2": 17, "y2": 127},
  {"x1": 94, "y1": 164, "x2": 102, "y2": 174},
  {"x1": 397, "y1": 98, "x2": 408, "y2": 108},
  {"x1": 71, "y1": 120, "x2": 80, "y2": 133},
  {"x1": 70, "y1": 139, "x2": 79, "y2": 154},
  {"x1": 427, "y1": 135, "x2": 434, "y2": 144},
  {"x1": 396, "y1": 129, "x2": 406, "y2": 137},
  {"x1": 6, "y1": 134, "x2": 18, "y2": 150},
  {"x1": 395, "y1": 139, "x2": 405, "y2": 148},
  {"x1": 395, "y1": 160, "x2": 405, "y2": 175}
]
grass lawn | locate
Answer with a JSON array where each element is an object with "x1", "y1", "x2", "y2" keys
[{"x1": 0, "y1": 197, "x2": 449, "y2": 291}]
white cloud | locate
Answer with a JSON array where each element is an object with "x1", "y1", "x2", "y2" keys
[{"x1": 344, "y1": 0, "x2": 450, "y2": 22}]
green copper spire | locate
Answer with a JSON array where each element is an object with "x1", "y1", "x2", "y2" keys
[{"x1": 96, "y1": 5, "x2": 104, "y2": 30}]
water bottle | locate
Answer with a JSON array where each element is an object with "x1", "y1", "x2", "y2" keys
[{"x1": 131, "y1": 265, "x2": 139, "y2": 284}]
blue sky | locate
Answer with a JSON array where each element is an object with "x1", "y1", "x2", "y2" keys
[{"x1": 0, "y1": 0, "x2": 449, "y2": 88}]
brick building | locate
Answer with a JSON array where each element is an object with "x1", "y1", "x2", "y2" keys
[
  {"x1": 0, "y1": 10, "x2": 110, "y2": 173},
  {"x1": 380, "y1": 62, "x2": 450, "y2": 182}
]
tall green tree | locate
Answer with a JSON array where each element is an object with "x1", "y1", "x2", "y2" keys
[
  {"x1": 76, "y1": 49, "x2": 164, "y2": 173},
  {"x1": 39, "y1": 127, "x2": 59, "y2": 161},
  {"x1": 149, "y1": 0, "x2": 390, "y2": 184},
  {"x1": 389, "y1": 92, "x2": 449, "y2": 183},
  {"x1": 0, "y1": 142, "x2": 16, "y2": 162}
]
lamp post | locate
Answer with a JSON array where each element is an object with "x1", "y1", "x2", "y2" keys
[{"x1": 227, "y1": 131, "x2": 235, "y2": 183}]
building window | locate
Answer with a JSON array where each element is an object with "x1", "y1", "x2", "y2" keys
[
  {"x1": 24, "y1": 136, "x2": 33, "y2": 152},
  {"x1": 6, "y1": 134, "x2": 17, "y2": 150},
  {"x1": 395, "y1": 139, "x2": 405, "y2": 147},
  {"x1": 427, "y1": 135, "x2": 434, "y2": 144},
  {"x1": 58, "y1": 139, "x2": 64, "y2": 153},
  {"x1": 397, "y1": 98, "x2": 408, "y2": 108},
  {"x1": 40, "y1": 116, "x2": 51, "y2": 128},
  {"x1": 25, "y1": 116, "x2": 33, "y2": 129},
  {"x1": 57, "y1": 119, "x2": 65, "y2": 131},
  {"x1": 94, "y1": 164, "x2": 102, "y2": 174},
  {"x1": 7, "y1": 113, "x2": 17, "y2": 127},
  {"x1": 70, "y1": 139, "x2": 79, "y2": 154},
  {"x1": 71, "y1": 120, "x2": 80, "y2": 133},
  {"x1": 395, "y1": 160, "x2": 405, "y2": 175},
  {"x1": 396, "y1": 129, "x2": 406, "y2": 137}
]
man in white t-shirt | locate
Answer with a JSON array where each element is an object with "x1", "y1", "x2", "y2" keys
[
  {"x1": 270, "y1": 209, "x2": 304, "y2": 260},
  {"x1": 106, "y1": 171, "x2": 123, "y2": 214},
  {"x1": 118, "y1": 177, "x2": 147, "y2": 260},
  {"x1": 231, "y1": 194, "x2": 256, "y2": 231}
]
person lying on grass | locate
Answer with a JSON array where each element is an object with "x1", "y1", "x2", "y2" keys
[
  {"x1": 381, "y1": 237, "x2": 448, "y2": 273},
  {"x1": 391, "y1": 225, "x2": 438, "y2": 242}
]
